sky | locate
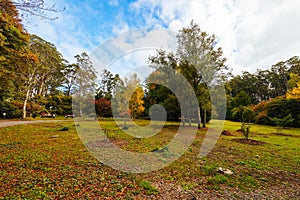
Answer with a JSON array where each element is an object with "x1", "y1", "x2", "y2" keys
[{"x1": 22, "y1": 0, "x2": 300, "y2": 76}]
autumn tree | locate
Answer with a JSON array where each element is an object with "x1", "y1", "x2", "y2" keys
[
  {"x1": 113, "y1": 74, "x2": 144, "y2": 119},
  {"x1": 286, "y1": 82, "x2": 300, "y2": 99},
  {"x1": 12, "y1": 34, "x2": 65, "y2": 118},
  {"x1": 0, "y1": 0, "x2": 29, "y2": 100}
]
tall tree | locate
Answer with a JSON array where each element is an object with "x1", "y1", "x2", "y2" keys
[
  {"x1": 62, "y1": 63, "x2": 79, "y2": 96},
  {"x1": 96, "y1": 69, "x2": 120, "y2": 100},
  {"x1": 72, "y1": 52, "x2": 97, "y2": 117},
  {"x1": 0, "y1": 0, "x2": 29, "y2": 101},
  {"x1": 177, "y1": 21, "x2": 228, "y2": 128},
  {"x1": 12, "y1": 34, "x2": 65, "y2": 118}
]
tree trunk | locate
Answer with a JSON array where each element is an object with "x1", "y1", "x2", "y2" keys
[
  {"x1": 182, "y1": 115, "x2": 185, "y2": 126},
  {"x1": 202, "y1": 109, "x2": 206, "y2": 128},
  {"x1": 197, "y1": 106, "x2": 201, "y2": 129},
  {"x1": 38, "y1": 75, "x2": 45, "y2": 95},
  {"x1": 22, "y1": 87, "x2": 31, "y2": 119},
  {"x1": 188, "y1": 107, "x2": 191, "y2": 126}
]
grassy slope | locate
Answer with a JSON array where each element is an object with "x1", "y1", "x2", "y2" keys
[{"x1": 0, "y1": 119, "x2": 299, "y2": 199}]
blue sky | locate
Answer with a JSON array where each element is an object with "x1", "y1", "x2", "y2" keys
[{"x1": 23, "y1": 0, "x2": 300, "y2": 75}]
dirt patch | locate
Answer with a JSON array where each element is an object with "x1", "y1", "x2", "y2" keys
[
  {"x1": 271, "y1": 132, "x2": 300, "y2": 137},
  {"x1": 232, "y1": 138, "x2": 267, "y2": 145},
  {"x1": 221, "y1": 130, "x2": 233, "y2": 136}
]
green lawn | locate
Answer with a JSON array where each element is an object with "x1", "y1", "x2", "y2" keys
[{"x1": 0, "y1": 119, "x2": 299, "y2": 199}]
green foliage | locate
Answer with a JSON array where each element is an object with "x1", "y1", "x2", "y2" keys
[
  {"x1": 267, "y1": 98, "x2": 300, "y2": 127},
  {"x1": 231, "y1": 106, "x2": 255, "y2": 122},
  {"x1": 208, "y1": 175, "x2": 228, "y2": 185},
  {"x1": 227, "y1": 56, "x2": 300, "y2": 104},
  {"x1": 138, "y1": 180, "x2": 159, "y2": 195},
  {"x1": 241, "y1": 122, "x2": 251, "y2": 140},
  {"x1": 269, "y1": 114, "x2": 294, "y2": 133},
  {"x1": 234, "y1": 91, "x2": 252, "y2": 107}
]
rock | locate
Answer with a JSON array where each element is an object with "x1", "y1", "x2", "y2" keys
[
  {"x1": 221, "y1": 130, "x2": 233, "y2": 136},
  {"x1": 217, "y1": 167, "x2": 233, "y2": 175}
]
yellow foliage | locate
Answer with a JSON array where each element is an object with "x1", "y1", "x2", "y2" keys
[
  {"x1": 129, "y1": 87, "x2": 145, "y2": 119},
  {"x1": 286, "y1": 82, "x2": 300, "y2": 99}
]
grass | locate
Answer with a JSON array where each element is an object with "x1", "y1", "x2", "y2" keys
[{"x1": 0, "y1": 119, "x2": 299, "y2": 198}]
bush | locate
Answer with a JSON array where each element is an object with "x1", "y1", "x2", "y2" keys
[{"x1": 267, "y1": 98, "x2": 300, "y2": 127}]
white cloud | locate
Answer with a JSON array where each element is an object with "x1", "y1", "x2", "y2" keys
[
  {"x1": 90, "y1": 28, "x2": 178, "y2": 81},
  {"x1": 22, "y1": 0, "x2": 300, "y2": 76},
  {"x1": 129, "y1": 0, "x2": 300, "y2": 75}
]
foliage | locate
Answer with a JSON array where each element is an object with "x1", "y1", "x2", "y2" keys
[
  {"x1": 266, "y1": 98, "x2": 300, "y2": 127},
  {"x1": 0, "y1": 0, "x2": 29, "y2": 111},
  {"x1": 231, "y1": 106, "x2": 255, "y2": 122},
  {"x1": 241, "y1": 122, "x2": 251, "y2": 140},
  {"x1": 72, "y1": 52, "x2": 97, "y2": 117},
  {"x1": 286, "y1": 82, "x2": 300, "y2": 99},
  {"x1": 138, "y1": 180, "x2": 159, "y2": 195},
  {"x1": 96, "y1": 69, "x2": 120, "y2": 100},
  {"x1": 113, "y1": 74, "x2": 145, "y2": 119},
  {"x1": 148, "y1": 21, "x2": 229, "y2": 125},
  {"x1": 269, "y1": 114, "x2": 294, "y2": 133},
  {"x1": 227, "y1": 56, "x2": 300, "y2": 104},
  {"x1": 287, "y1": 73, "x2": 300, "y2": 89},
  {"x1": 129, "y1": 86, "x2": 145, "y2": 119},
  {"x1": 95, "y1": 97, "x2": 112, "y2": 118}
]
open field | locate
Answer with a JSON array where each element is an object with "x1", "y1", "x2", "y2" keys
[{"x1": 0, "y1": 119, "x2": 299, "y2": 199}]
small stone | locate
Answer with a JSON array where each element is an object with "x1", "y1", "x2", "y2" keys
[
  {"x1": 217, "y1": 167, "x2": 233, "y2": 175},
  {"x1": 50, "y1": 135, "x2": 59, "y2": 138}
]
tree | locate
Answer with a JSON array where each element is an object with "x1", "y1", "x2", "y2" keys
[
  {"x1": 13, "y1": 34, "x2": 65, "y2": 118},
  {"x1": 113, "y1": 74, "x2": 144, "y2": 119},
  {"x1": 176, "y1": 21, "x2": 228, "y2": 128},
  {"x1": 27, "y1": 34, "x2": 65, "y2": 96},
  {"x1": 148, "y1": 21, "x2": 228, "y2": 127},
  {"x1": 269, "y1": 114, "x2": 294, "y2": 133},
  {"x1": 234, "y1": 91, "x2": 251, "y2": 107},
  {"x1": 95, "y1": 97, "x2": 112, "y2": 117},
  {"x1": 267, "y1": 98, "x2": 300, "y2": 127},
  {"x1": 287, "y1": 73, "x2": 300, "y2": 89},
  {"x1": 96, "y1": 69, "x2": 120, "y2": 101},
  {"x1": 0, "y1": 0, "x2": 29, "y2": 104},
  {"x1": 62, "y1": 63, "x2": 79, "y2": 96},
  {"x1": 269, "y1": 60, "x2": 290, "y2": 97},
  {"x1": 129, "y1": 86, "x2": 145, "y2": 119},
  {"x1": 286, "y1": 82, "x2": 300, "y2": 99},
  {"x1": 72, "y1": 52, "x2": 97, "y2": 117}
]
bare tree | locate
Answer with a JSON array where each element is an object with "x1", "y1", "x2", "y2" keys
[{"x1": 12, "y1": 0, "x2": 64, "y2": 20}]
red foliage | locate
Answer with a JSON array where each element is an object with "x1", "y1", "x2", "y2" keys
[{"x1": 94, "y1": 97, "x2": 112, "y2": 117}]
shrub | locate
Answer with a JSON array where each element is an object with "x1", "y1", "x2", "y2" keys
[{"x1": 267, "y1": 98, "x2": 300, "y2": 127}]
